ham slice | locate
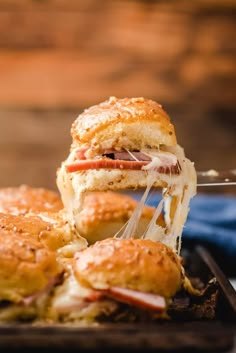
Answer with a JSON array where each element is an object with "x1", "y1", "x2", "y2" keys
[
  {"x1": 104, "y1": 287, "x2": 166, "y2": 312},
  {"x1": 67, "y1": 148, "x2": 180, "y2": 174},
  {"x1": 66, "y1": 159, "x2": 179, "y2": 173},
  {"x1": 66, "y1": 159, "x2": 149, "y2": 172}
]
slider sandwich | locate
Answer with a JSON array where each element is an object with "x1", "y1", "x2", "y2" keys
[
  {"x1": 48, "y1": 238, "x2": 183, "y2": 323},
  {"x1": 49, "y1": 97, "x2": 200, "y2": 323},
  {"x1": 57, "y1": 96, "x2": 197, "y2": 252},
  {"x1": 0, "y1": 186, "x2": 87, "y2": 322}
]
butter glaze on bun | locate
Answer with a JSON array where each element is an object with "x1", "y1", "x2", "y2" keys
[
  {"x1": 73, "y1": 238, "x2": 182, "y2": 298},
  {"x1": 0, "y1": 212, "x2": 87, "y2": 256},
  {"x1": 71, "y1": 96, "x2": 176, "y2": 150},
  {"x1": 0, "y1": 184, "x2": 63, "y2": 216}
]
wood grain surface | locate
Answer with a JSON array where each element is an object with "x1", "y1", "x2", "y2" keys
[{"x1": 0, "y1": 0, "x2": 235, "y2": 193}]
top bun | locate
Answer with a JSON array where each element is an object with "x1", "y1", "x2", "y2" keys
[
  {"x1": 71, "y1": 96, "x2": 176, "y2": 150},
  {"x1": 0, "y1": 228, "x2": 62, "y2": 303},
  {"x1": 73, "y1": 238, "x2": 182, "y2": 298},
  {"x1": 0, "y1": 185, "x2": 63, "y2": 216}
]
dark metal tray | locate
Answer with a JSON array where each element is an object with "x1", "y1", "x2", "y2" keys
[{"x1": 0, "y1": 246, "x2": 235, "y2": 352}]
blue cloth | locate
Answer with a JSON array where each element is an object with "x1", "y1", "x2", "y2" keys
[{"x1": 182, "y1": 194, "x2": 236, "y2": 257}]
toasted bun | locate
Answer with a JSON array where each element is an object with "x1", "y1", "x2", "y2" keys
[
  {"x1": 0, "y1": 228, "x2": 62, "y2": 302},
  {"x1": 76, "y1": 192, "x2": 165, "y2": 244},
  {"x1": 71, "y1": 96, "x2": 176, "y2": 150},
  {"x1": 0, "y1": 212, "x2": 87, "y2": 255},
  {"x1": 73, "y1": 238, "x2": 182, "y2": 298},
  {"x1": 0, "y1": 185, "x2": 63, "y2": 216}
]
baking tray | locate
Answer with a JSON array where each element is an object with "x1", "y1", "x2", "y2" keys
[{"x1": 0, "y1": 245, "x2": 235, "y2": 352}]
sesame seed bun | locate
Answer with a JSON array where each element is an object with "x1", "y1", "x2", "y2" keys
[
  {"x1": 71, "y1": 96, "x2": 176, "y2": 150},
  {"x1": 0, "y1": 212, "x2": 86, "y2": 255},
  {"x1": 0, "y1": 184, "x2": 63, "y2": 216},
  {"x1": 73, "y1": 238, "x2": 182, "y2": 298},
  {"x1": 0, "y1": 228, "x2": 62, "y2": 303}
]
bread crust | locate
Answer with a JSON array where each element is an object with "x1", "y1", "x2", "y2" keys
[
  {"x1": 0, "y1": 228, "x2": 62, "y2": 302},
  {"x1": 0, "y1": 185, "x2": 63, "y2": 216},
  {"x1": 0, "y1": 211, "x2": 84, "y2": 253},
  {"x1": 71, "y1": 97, "x2": 176, "y2": 149},
  {"x1": 73, "y1": 238, "x2": 182, "y2": 298}
]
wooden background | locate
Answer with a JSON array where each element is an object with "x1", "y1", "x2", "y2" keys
[{"x1": 0, "y1": 0, "x2": 235, "y2": 194}]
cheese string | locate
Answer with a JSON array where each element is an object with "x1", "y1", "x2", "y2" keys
[
  {"x1": 120, "y1": 173, "x2": 156, "y2": 239},
  {"x1": 142, "y1": 198, "x2": 165, "y2": 240}
]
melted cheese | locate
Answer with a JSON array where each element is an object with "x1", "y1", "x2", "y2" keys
[
  {"x1": 48, "y1": 273, "x2": 118, "y2": 322},
  {"x1": 119, "y1": 173, "x2": 155, "y2": 239},
  {"x1": 117, "y1": 144, "x2": 197, "y2": 253},
  {"x1": 50, "y1": 274, "x2": 92, "y2": 313},
  {"x1": 57, "y1": 144, "x2": 196, "y2": 254}
]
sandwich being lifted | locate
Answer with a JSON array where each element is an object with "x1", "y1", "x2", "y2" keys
[
  {"x1": 57, "y1": 96, "x2": 197, "y2": 252},
  {"x1": 49, "y1": 97, "x2": 200, "y2": 323}
]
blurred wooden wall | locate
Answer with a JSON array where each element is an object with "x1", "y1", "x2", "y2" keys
[{"x1": 0, "y1": 0, "x2": 235, "y2": 192}]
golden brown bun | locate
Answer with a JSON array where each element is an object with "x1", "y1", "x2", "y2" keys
[
  {"x1": 76, "y1": 192, "x2": 165, "y2": 244},
  {"x1": 71, "y1": 96, "x2": 176, "y2": 150},
  {"x1": 0, "y1": 212, "x2": 86, "y2": 255},
  {"x1": 0, "y1": 228, "x2": 62, "y2": 302},
  {"x1": 73, "y1": 238, "x2": 182, "y2": 298},
  {"x1": 0, "y1": 184, "x2": 63, "y2": 216}
]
